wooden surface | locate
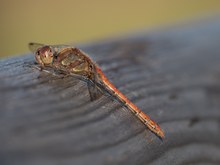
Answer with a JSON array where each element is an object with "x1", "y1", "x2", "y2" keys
[{"x1": 1, "y1": 19, "x2": 220, "y2": 165}]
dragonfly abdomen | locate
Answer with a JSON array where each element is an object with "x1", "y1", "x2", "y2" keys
[{"x1": 95, "y1": 66, "x2": 164, "y2": 138}]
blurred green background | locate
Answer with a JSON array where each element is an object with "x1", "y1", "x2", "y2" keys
[{"x1": 0, "y1": 0, "x2": 220, "y2": 57}]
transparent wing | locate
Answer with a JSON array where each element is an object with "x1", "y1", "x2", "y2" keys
[
  {"x1": 87, "y1": 81, "x2": 103, "y2": 101},
  {"x1": 68, "y1": 71, "x2": 103, "y2": 101},
  {"x1": 29, "y1": 42, "x2": 73, "y2": 53},
  {"x1": 28, "y1": 42, "x2": 45, "y2": 52}
]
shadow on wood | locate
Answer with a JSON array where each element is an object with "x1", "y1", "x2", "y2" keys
[{"x1": 1, "y1": 18, "x2": 220, "y2": 165}]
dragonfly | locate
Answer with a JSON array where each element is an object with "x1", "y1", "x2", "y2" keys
[{"x1": 29, "y1": 42, "x2": 165, "y2": 139}]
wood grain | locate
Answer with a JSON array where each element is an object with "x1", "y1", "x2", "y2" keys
[{"x1": 1, "y1": 18, "x2": 220, "y2": 165}]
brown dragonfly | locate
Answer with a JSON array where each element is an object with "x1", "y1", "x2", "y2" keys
[{"x1": 29, "y1": 42, "x2": 165, "y2": 139}]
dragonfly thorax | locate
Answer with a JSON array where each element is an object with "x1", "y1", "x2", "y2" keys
[{"x1": 53, "y1": 48, "x2": 96, "y2": 78}]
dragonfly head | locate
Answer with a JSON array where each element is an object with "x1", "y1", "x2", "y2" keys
[{"x1": 35, "y1": 46, "x2": 54, "y2": 66}]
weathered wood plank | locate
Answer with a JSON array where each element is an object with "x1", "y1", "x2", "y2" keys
[{"x1": 1, "y1": 19, "x2": 220, "y2": 165}]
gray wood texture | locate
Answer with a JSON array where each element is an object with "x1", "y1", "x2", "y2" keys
[{"x1": 1, "y1": 18, "x2": 220, "y2": 165}]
